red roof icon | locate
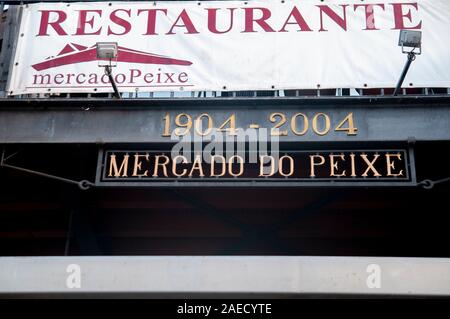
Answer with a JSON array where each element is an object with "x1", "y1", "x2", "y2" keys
[{"x1": 32, "y1": 43, "x2": 193, "y2": 71}]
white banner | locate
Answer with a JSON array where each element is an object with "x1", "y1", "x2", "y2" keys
[{"x1": 7, "y1": 0, "x2": 450, "y2": 95}]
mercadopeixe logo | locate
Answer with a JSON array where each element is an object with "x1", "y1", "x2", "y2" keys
[
  {"x1": 29, "y1": 43, "x2": 193, "y2": 89},
  {"x1": 32, "y1": 42, "x2": 193, "y2": 71}
]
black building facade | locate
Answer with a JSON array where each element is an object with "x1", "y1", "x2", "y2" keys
[{"x1": 0, "y1": 0, "x2": 449, "y2": 297}]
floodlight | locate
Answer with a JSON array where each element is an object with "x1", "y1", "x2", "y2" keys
[
  {"x1": 398, "y1": 30, "x2": 422, "y2": 55},
  {"x1": 96, "y1": 42, "x2": 121, "y2": 99},
  {"x1": 393, "y1": 30, "x2": 422, "y2": 96},
  {"x1": 96, "y1": 42, "x2": 118, "y2": 60}
]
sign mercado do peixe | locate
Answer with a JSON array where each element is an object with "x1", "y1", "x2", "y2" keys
[
  {"x1": 96, "y1": 148, "x2": 416, "y2": 187},
  {"x1": 94, "y1": 107, "x2": 417, "y2": 187}
]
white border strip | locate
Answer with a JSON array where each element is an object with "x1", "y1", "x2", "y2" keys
[{"x1": 1, "y1": 256, "x2": 450, "y2": 296}]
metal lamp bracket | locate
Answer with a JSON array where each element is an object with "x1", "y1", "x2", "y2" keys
[{"x1": 0, "y1": 149, "x2": 94, "y2": 190}]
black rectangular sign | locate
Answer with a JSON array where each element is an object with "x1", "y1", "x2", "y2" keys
[{"x1": 96, "y1": 148, "x2": 416, "y2": 187}]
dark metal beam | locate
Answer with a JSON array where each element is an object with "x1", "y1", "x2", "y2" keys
[
  {"x1": 0, "y1": 95, "x2": 449, "y2": 109},
  {"x1": 0, "y1": 96, "x2": 449, "y2": 143},
  {"x1": 61, "y1": 191, "x2": 101, "y2": 255},
  {"x1": 71, "y1": 208, "x2": 102, "y2": 255}
]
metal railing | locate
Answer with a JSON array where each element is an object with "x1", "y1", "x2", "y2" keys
[{"x1": 3, "y1": 87, "x2": 450, "y2": 100}]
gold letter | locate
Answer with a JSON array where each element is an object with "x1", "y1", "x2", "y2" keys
[
  {"x1": 259, "y1": 155, "x2": 275, "y2": 177},
  {"x1": 172, "y1": 155, "x2": 188, "y2": 177},
  {"x1": 310, "y1": 154, "x2": 325, "y2": 177},
  {"x1": 211, "y1": 155, "x2": 226, "y2": 177},
  {"x1": 108, "y1": 154, "x2": 129, "y2": 177},
  {"x1": 279, "y1": 155, "x2": 294, "y2": 177},
  {"x1": 153, "y1": 155, "x2": 170, "y2": 177},
  {"x1": 330, "y1": 154, "x2": 346, "y2": 177},
  {"x1": 132, "y1": 153, "x2": 149, "y2": 177},
  {"x1": 188, "y1": 155, "x2": 205, "y2": 177},
  {"x1": 228, "y1": 155, "x2": 244, "y2": 177},
  {"x1": 386, "y1": 153, "x2": 404, "y2": 177},
  {"x1": 349, "y1": 153, "x2": 357, "y2": 177},
  {"x1": 361, "y1": 154, "x2": 381, "y2": 177}
]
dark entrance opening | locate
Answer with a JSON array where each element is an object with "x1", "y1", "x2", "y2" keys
[{"x1": 0, "y1": 142, "x2": 449, "y2": 257}]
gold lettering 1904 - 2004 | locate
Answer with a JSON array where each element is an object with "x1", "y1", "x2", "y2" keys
[{"x1": 162, "y1": 112, "x2": 358, "y2": 137}]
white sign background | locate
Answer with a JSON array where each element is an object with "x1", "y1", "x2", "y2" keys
[{"x1": 7, "y1": 0, "x2": 450, "y2": 94}]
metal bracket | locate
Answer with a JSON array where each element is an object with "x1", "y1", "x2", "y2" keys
[
  {"x1": 0, "y1": 149, "x2": 94, "y2": 190},
  {"x1": 418, "y1": 177, "x2": 450, "y2": 190},
  {"x1": 393, "y1": 50, "x2": 417, "y2": 96}
]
